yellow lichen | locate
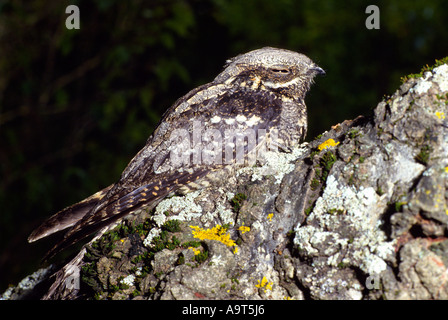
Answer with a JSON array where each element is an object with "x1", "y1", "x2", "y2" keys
[
  {"x1": 255, "y1": 276, "x2": 273, "y2": 291},
  {"x1": 436, "y1": 111, "x2": 446, "y2": 120},
  {"x1": 317, "y1": 138, "x2": 340, "y2": 151},
  {"x1": 190, "y1": 225, "x2": 236, "y2": 247},
  {"x1": 188, "y1": 247, "x2": 201, "y2": 255},
  {"x1": 238, "y1": 224, "x2": 251, "y2": 234},
  {"x1": 267, "y1": 213, "x2": 274, "y2": 221}
]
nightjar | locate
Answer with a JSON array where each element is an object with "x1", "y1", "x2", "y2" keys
[{"x1": 28, "y1": 47, "x2": 325, "y2": 260}]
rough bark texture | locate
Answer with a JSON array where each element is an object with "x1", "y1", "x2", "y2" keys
[{"x1": 3, "y1": 62, "x2": 448, "y2": 300}]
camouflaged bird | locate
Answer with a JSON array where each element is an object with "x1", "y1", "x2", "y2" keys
[{"x1": 28, "y1": 47, "x2": 325, "y2": 260}]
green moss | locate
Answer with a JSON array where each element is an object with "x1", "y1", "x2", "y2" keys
[
  {"x1": 376, "y1": 186, "x2": 384, "y2": 196},
  {"x1": 94, "y1": 292, "x2": 106, "y2": 300},
  {"x1": 81, "y1": 262, "x2": 102, "y2": 292},
  {"x1": 162, "y1": 219, "x2": 181, "y2": 232},
  {"x1": 194, "y1": 250, "x2": 209, "y2": 264},
  {"x1": 328, "y1": 208, "x2": 344, "y2": 215},
  {"x1": 407, "y1": 99, "x2": 415, "y2": 111},
  {"x1": 131, "y1": 289, "x2": 141, "y2": 298},
  {"x1": 309, "y1": 150, "x2": 338, "y2": 193},
  {"x1": 415, "y1": 145, "x2": 431, "y2": 165},
  {"x1": 182, "y1": 240, "x2": 201, "y2": 248},
  {"x1": 132, "y1": 219, "x2": 152, "y2": 236},
  {"x1": 230, "y1": 193, "x2": 247, "y2": 212},
  {"x1": 320, "y1": 151, "x2": 337, "y2": 183},
  {"x1": 347, "y1": 128, "x2": 361, "y2": 139},
  {"x1": 436, "y1": 93, "x2": 448, "y2": 103},
  {"x1": 132, "y1": 251, "x2": 153, "y2": 274},
  {"x1": 151, "y1": 231, "x2": 180, "y2": 251},
  {"x1": 176, "y1": 253, "x2": 185, "y2": 265},
  {"x1": 81, "y1": 217, "x2": 186, "y2": 299},
  {"x1": 116, "y1": 277, "x2": 129, "y2": 290},
  {"x1": 166, "y1": 235, "x2": 180, "y2": 250},
  {"x1": 310, "y1": 150, "x2": 320, "y2": 159},
  {"x1": 348, "y1": 172, "x2": 356, "y2": 186},
  {"x1": 401, "y1": 56, "x2": 448, "y2": 83},
  {"x1": 304, "y1": 206, "x2": 312, "y2": 216},
  {"x1": 310, "y1": 177, "x2": 320, "y2": 191},
  {"x1": 394, "y1": 201, "x2": 407, "y2": 212},
  {"x1": 86, "y1": 230, "x2": 119, "y2": 257}
]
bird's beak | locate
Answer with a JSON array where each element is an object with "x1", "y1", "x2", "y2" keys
[{"x1": 309, "y1": 66, "x2": 326, "y2": 76}]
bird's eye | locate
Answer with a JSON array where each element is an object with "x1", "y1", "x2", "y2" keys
[{"x1": 271, "y1": 68, "x2": 290, "y2": 75}]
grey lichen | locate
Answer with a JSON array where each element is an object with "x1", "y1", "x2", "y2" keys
[
  {"x1": 294, "y1": 174, "x2": 396, "y2": 277},
  {"x1": 1, "y1": 266, "x2": 54, "y2": 300}
]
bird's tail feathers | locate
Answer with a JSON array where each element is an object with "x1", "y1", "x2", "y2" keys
[
  {"x1": 27, "y1": 185, "x2": 113, "y2": 243},
  {"x1": 40, "y1": 170, "x2": 210, "y2": 261},
  {"x1": 40, "y1": 182, "x2": 171, "y2": 261}
]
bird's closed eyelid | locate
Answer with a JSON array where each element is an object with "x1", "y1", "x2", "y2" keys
[{"x1": 269, "y1": 65, "x2": 291, "y2": 75}]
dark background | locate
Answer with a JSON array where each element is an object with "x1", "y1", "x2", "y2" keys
[{"x1": 1, "y1": 0, "x2": 447, "y2": 292}]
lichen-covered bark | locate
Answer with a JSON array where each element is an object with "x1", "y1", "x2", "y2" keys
[{"x1": 4, "y1": 63, "x2": 448, "y2": 300}]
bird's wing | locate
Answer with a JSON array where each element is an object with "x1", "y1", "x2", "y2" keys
[{"x1": 33, "y1": 81, "x2": 284, "y2": 260}]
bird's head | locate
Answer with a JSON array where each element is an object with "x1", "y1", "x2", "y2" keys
[{"x1": 215, "y1": 47, "x2": 325, "y2": 99}]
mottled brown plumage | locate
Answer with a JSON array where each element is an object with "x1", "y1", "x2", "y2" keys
[{"x1": 28, "y1": 47, "x2": 324, "y2": 260}]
